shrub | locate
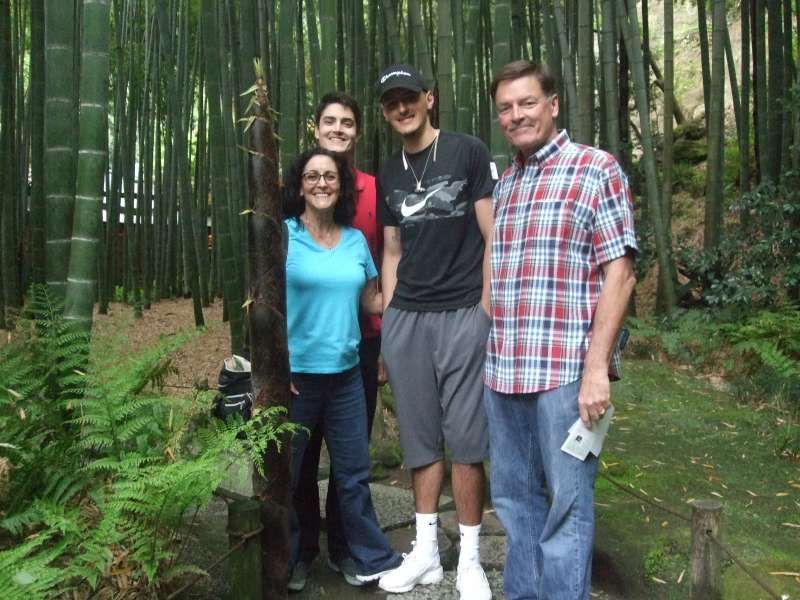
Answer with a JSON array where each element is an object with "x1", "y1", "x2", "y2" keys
[
  {"x1": 678, "y1": 175, "x2": 800, "y2": 310},
  {"x1": 0, "y1": 286, "x2": 295, "y2": 598},
  {"x1": 718, "y1": 306, "x2": 800, "y2": 416}
]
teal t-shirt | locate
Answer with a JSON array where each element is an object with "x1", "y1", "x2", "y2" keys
[{"x1": 285, "y1": 218, "x2": 378, "y2": 373}]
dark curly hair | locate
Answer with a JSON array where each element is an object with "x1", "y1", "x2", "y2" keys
[{"x1": 283, "y1": 147, "x2": 355, "y2": 226}]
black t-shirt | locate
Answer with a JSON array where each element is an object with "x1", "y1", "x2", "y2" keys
[{"x1": 377, "y1": 131, "x2": 496, "y2": 311}]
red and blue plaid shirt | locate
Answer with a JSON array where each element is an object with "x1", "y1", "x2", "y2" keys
[{"x1": 485, "y1": 131, "x2": 637, "y2": 394}]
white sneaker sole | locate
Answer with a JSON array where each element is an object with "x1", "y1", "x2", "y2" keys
[{"x1": 378, "y1": 565, "x2": 444, "y2": 593}]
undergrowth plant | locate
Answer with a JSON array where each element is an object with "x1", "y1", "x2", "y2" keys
[
  {"x1": 627, "y1": 305, "x2": 800, "y2": 457},
  {"x1": 678, "y1": 172, "x2": 800, "y2": 310},
  {"x1": 718, "y1": 306, "x2": 800, "y2": 415},
  {"x1": 0, "y1": 286, "x2": 294, "y2": 598}
]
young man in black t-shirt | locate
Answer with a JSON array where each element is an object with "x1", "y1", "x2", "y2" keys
[{"x1": 372, "y1": 64, "x2": 496, "y2": 600}]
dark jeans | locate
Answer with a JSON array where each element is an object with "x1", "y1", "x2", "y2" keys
[
  {"x1": 289, "y1": 357, "x2": 393, "y2": 573},
  {"x1": 293, "y1": 337, "x2": 380, "y2": 563}
]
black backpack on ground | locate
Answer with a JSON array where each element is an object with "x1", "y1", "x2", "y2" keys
[
  {"x1": 213, "y1": 355, "x2": 253, "y2": 421},
  {"x1": 213, "y1": 222, "x2": 289, "y2": 422}
]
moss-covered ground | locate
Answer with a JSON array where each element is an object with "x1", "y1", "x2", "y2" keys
[{"x1": 596, "y1": 358, "x2": 800, "y2": 599}]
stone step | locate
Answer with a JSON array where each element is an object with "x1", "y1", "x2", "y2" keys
[{"x1": 318, "y1": 478, "x2": 452, "y2": 532}]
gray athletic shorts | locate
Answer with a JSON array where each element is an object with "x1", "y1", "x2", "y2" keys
[{"x1": 381, "y1": 303, "x2": 490, "y2": 469}]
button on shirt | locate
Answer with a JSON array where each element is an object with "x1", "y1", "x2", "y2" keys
[{"x1": 485, "y1": 131, "x2": 638, "y2": 395}]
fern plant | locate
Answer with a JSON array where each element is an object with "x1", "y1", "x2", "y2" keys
[
  {"x1": 719, "y1": 306, "x2": 800, "y2": 414},
  {"x1": 0, "y1": 287, "x2": 295, "y2": 598}
]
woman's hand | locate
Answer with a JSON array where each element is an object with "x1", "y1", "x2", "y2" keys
[{"x1": 360, "y1": 277, "x2": 383, "y2": 315}]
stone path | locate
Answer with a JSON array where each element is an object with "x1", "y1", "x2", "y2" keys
[{"x1": 185, "y1": 476, "x2": 623, "y2": 599}]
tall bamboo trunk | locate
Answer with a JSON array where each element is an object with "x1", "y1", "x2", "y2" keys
[
  {"x1": 408, "y1": 0, "x2": 434, "y2": 81},
  {"x1": 739, "y1": 0, "x2": 751, "y2": 195},
  {"x1": 63, "y1": 0, "x2": 110, "y2": 331},
  {"x1": 0, "y1": 0, "x2": 20, "y2": 323},
  {"x1": 43, "y1": 0, "x2": 78, "y2": 305},
  {"x1": 246, "y1": 61, "x2": 292, "y2": 600},
  {"x1": 658, "y1": 0, "x2": 676, "y2": 312},
  {"x1": 617, "y1": 0, "x2": 676, "y2": 313},
  {"x1": 278, "y1": 0, "x2": 298, "y2": 175},
  {"x1": 437, "y1": 0, "x2": 455, "y2": 131},
  {"x1": 704, "y1": 0, "x2": 726, "y2": 252},
  {"x1": 753, "y1": 0, "x2": 767, "y2": 182},
  {"x1": 766, "y1": 0, "x2": 784, "y2": 181},
  {"x1": 492, "y1": 0, "x2": 511, "y2": 171},
  {"x1": 173, "y1": 0, "x2": 203, "y2": 326},
  {"x1": 576, "y1": 0, "x2": 594, "y2": 144},
  {"x1": 456, "y1": 0, "x2": 480, "y2": 133},
  {"x1": 601, "y1": 0, "x2": 621, "y2": 159},
  {"x1": 553, "y1": 0, "x2": 579, "y2": 133},
  {"x1": 29, "y1": 0, "x2": 46, "y2": 286},
  {"x1": 697, "y1": 0, "x2": 711, "y2": 132},
  {"x1": 202, "y1": 0, "x2": 245, "y2": 353}
]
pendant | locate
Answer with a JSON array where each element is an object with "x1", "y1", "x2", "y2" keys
[{"x1": 415, "y1": 183, "x2": 425, "y2": 193}]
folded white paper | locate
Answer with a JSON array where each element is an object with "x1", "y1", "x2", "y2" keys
[{"x1": 560, "y1": 405, "x2": 615, "y2": 461}]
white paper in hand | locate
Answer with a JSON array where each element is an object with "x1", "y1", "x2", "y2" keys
[{"x1": 560, "y1": 405, "x2": 615, "y2": 461}]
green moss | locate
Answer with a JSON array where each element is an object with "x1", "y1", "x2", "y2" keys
[{"x1": 594, "y1": 358, "x2": 800, "y2": 598}]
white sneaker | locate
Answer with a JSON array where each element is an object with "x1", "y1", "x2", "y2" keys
[
  {"x1": 378, "y1": 542, "x2": 444, "y2": 593},
  {"x1": 456, "y1": 563, "x2": 492, "y2": 600}
]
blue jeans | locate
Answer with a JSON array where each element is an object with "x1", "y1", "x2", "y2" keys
[
  {"x1": 293, "y1": 336, "x2": 381, "y2": 563},
  {"x1": 484, "y1": 380, "x2": 598, "y2": 600},
  {"x1": 289, "y1": 366, "x2": 398, "y2": 574}
]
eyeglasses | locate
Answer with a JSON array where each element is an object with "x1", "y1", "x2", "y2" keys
[{"x1": 302, "y1": 171, "x2": 339, "y2": 184}]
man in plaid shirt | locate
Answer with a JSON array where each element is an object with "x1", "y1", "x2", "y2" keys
[{"x1": 484, "y1": 60, "x2": 637, "y2": 600}]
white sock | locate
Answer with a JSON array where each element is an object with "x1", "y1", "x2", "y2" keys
[
  {"x1": 415, "y1": 512, "x2": 439, "y2": 557},
  {"x1": 458, "y1": 523, "x2": 482, "y2": 568}
]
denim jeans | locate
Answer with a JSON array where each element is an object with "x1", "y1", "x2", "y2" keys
[
  {"x1": 289, "y1": 366, "x2": 398, "y2": 574},
  {"x1": 484, "y1": 380, "x2": 598, "y2": 600},
  {"x1": 293, "y1": 337, "x2": 380, "y2": 563}
]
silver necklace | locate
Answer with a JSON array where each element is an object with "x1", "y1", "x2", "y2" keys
[{"x1": 402, "y1": 132, "x2": 439, "y2": 192}]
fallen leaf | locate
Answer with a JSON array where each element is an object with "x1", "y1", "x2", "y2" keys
[
  {"x1": 711, "y1": 491, "x2": 723, "y2": 498},
  {"x1": 677, "y1": 570, "x2": 685, "y2": 584},
  {"x1": 768, "y1": 572, "x2": 800, "y2": 577},
  {"x1": 780, "y1": 523, "x2": 800, "y2": 529},
  {"x1": 746, "y1": 490, "x2": 758, "y2": 497},
  {"x1": 776, "y1": 492, "x2": 789, "y2": 497},
  {"x1": 652, "y1": 577, "x2": 666, "y2": 584}
]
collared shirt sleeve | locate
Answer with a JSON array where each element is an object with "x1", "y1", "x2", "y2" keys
[{"x1": 592, "y1": 159, "x2": 638, "y2": 265}]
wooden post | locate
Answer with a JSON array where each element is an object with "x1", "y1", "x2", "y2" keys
[
  {"x1": 689, "y1": 499, "x2": 723, "y2": 600},
  {"x1": 228, "y1": 499, "x2": 262, "y2": 600}
]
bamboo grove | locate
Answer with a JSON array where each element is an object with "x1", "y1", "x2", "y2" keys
[{"x1": 0, "y1": 1, "x2": 798, "y2": 348}]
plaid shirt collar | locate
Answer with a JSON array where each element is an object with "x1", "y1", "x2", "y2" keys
[{"x1": 512, "y1": 129, "x2": 571, "y2": 171}]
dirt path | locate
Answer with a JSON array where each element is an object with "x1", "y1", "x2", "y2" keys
[{"x1": 93, "y1": 298, "x2": 228, "y2": 390}]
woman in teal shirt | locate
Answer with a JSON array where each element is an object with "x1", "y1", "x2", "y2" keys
[{"x1": 284, "y1": 148, "x2": 400, "y2": 587}]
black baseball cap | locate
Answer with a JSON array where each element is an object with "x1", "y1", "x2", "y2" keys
[{"x1": 376, "y1": 64, "x2": 428, "y2": 101}]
